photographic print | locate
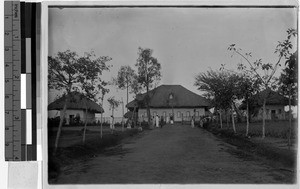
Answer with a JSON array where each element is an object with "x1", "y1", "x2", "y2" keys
[{"x1": 47, "y1": 2, "x2": 298, "y2": 185}]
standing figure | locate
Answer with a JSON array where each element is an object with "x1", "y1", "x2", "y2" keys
[
  {"x1": 110, "y1": 115, "x2": 114, "y2": 133},
  {"x1": 155, "y1": 115, "x2": 159, "y2": 128},
  {"x1": 160, "y1": 116, "x2": 164, "y2": 128},
  {"x1": 170, "y1": 115, "x2": 174, "y2": 125},
  {"x1": 191, "y1": 116, "x2": 195, "y2": 128},
  {"x1": 152, "y1": 116, "x2": 155, "y2": 127}
]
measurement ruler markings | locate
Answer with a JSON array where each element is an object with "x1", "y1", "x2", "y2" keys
[{"x1": 5, "y1": 1, "x2": 22, "y2": 161}]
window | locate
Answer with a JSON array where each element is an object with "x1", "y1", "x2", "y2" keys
[
  {"x1": 177, "y1": 111, "x2": 181, "y2": 118},
  {"x1": 278, "y1": 109, "x2": 282, "y2": 114},
  {"x1": 153, "y1": 111, "x2": 157, "y2": 117},
  {"x1": 186, "y1": 111, "x2": 190, "y2": 117},
  {"x1": 195, "y1": 111, "x2": 199, "y2": 117}
]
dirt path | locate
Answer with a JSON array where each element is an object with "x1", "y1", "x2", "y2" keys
[{"x1": 54, "y1": 124, "x2": 293, "y2": 184}]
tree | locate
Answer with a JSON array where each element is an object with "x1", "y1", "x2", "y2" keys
[
  {"x1": 76, "y1": 52, "x2": 111, "y2": 143},
  {"x1": 194, "y1": 69, "x2": 240, "y2": 133},
  {"x1": 228, "y1": 28, "x2": 297, "y2": 138},
  {"x1": 114, "y1": 65, "x2": 136, "y2": 111},
  {"x1": 48, "y1": 50, "x2": 111, "y2": 153},
  {"x1": 235, "y1": 73, "x2": 261, "y2": 136},
  {"x1": 278, "y1": 51, "x2": 297, "y2": 148},
  {"x1": 107, "y1": 97, "x2": 121, "y2": 133},
  {"x1": 100, "y1": 86, "x2": 110, "y2": 138},
  {"x1": 135, "y1": 47, "x2": 161, "y2": 127}
]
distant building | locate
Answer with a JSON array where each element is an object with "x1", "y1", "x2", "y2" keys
[
  {"x1": 48, "y1": 92, "x2": 104, "y2": 125},
  {"x1": 126, "y1": 85, "x2": 210, "y2": 123},
  {"x1": 250, "y1": 89, "x2": 290, "y2": 121}
]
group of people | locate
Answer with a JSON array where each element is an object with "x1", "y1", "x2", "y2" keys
[
  {"x1": 153, "y1": 115, "x2": 164, "y2": 128},
  {"x1": 109, "y1": 113, "x2": 211, "y2": 132}
]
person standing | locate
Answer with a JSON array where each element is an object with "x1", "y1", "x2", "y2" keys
[
  {"x1": 155, "y1": 115, "x2": 159, "y2": 128},
  {"x1": 110, "y1": 115, "x2": 114, "y2": 133},
  {"x1": 160, "y1": 116, "x2": 164, "y2": 128},
  {"x1": 191, "y1": 116, "x2": 195, "y2": 128},
  {"x1": 152, "y1": 115, "x2": 155, "y2": 127}
]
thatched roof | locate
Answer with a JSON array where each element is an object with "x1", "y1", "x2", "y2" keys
[
  {"x1": 48, "y1": 92, "x2": 104, "y2": 113},
  {"x1": 126, "y1": 85, "x2": 210, "y2": 109},
  {"x1": 252, "y1": 89, "x2": 290, "y2": 106}
]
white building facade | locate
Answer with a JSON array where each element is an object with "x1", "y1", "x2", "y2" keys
[
  {"x1": 126, "y1": 85, "x2": 211, "y2": 124},
  {"x1": 253, "y1": 105, "x2": 286, "y2": 121},
  {"x1": 138, "y1": 108, "x2": 206, "y2": 122}
]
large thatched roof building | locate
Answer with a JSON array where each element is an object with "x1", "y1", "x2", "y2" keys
[
  {"x1": 126, "y1": 85, "x2": 210, "y2": 123},
  {"x1": 48, "y1": 92, "x2": 104, "y2": 125}
]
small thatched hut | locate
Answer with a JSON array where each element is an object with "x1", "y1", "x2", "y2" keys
[
  {"x1": 48, "y1": 92, "x2": 104, "y2": 125},
  {"x1": 249, "y1": 89, "x2": 290, "y2": 120}
]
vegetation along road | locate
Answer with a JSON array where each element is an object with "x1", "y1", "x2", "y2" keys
[{"x1": 54, "y1": 124, "x2": 294, "y2": 184}]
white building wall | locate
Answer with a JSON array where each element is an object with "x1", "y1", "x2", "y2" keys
[
  {"x1": 59, "y1": 109, "x2": 96, "y2": 124},
  {"x1": 253, "y1": 105, "x2": 286, "y2": 120},
  {"x1": 138, "y1": 108, "x2": 205, "y2": 122}
]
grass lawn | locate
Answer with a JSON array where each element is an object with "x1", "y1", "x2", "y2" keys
[
  {"x1": 48, "y1": 128, "x2": 140, "y2": 182},
  {"x1": 233, "y1": 120, "x2": 298, "y2": 139},
  {"x1": 204, "y1": 120, "x2": 297, "y2": 170}
]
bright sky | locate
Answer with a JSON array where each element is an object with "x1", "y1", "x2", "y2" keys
[{"x1": 48, "y1": 7, "x2": 297, "y2": 117}]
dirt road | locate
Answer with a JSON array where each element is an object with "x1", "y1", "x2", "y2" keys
[{"x1": 54, "y1": 124, "x2": 293, "y2": 184}]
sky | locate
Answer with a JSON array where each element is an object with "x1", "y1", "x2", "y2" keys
[{"x1": 48, "y1": 6, "x2": 297, "y2": 117}]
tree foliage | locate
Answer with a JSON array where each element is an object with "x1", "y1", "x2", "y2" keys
[
  {"x1": 135, "y1": 47, "x2": 162, "y2": 126},
  {"x1": 228, "y1": 28, "x2": 297, "y2": 138},
  {"x1": 48, "y1": 50, "x2": 112, "y2": 152},
  {"x1": 135, "y1": 47, "x2": 162, "y2": 90},
  {"x1": 115, "y1": 66, "x2": 136, "y2": 90},
  {"x1": 194, "y1": 70, "x2": 239, "y2": 111},
  {"x1": 114, "y1": 65, "x2": 136, "y2": 109},
  {"x1": 107, "y1": 96, "x2": 121, "y2": 113},
  {"x1": 228, "y1": 28, "x2": 297, "y2": 90},
  {"x1": 278, "y1": 51, "x2": 298, "y2": 101}
]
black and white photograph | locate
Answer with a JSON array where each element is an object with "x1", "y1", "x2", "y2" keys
[{"x1": 47, "y1": 1, "x2": 298, "y2": 185}]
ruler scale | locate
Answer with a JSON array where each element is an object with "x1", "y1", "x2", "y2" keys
[
  {"x1": 5, "y1": 1, "x2": 39, "y2": 161},
  {"x1": 5, "y1": 1, "x2": 22, "y2": 161}
]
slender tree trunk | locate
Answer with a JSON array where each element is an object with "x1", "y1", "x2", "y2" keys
[
  {"x1": 231, "y1": 103, "x2": 236, "y2": 133},
  {"x1": 111, "y1": 106, "x2": 114, "y2": 134},
  {"x1": 146, "y1": 85, "x2": 151, "y2": 127},
  {"x1": 83, "y1": 107, "x2": 88, "y2": 144},
  {"x1": 53, "y1": 100, "x2": 68, "y2": 155},
  {"x1": 126, "y1": 84, "x2": 129, "y2": 112},
  {"x1": 246, "y1": 101, "x2": 249, "y2": 136},
  {"x1": 226, "y1": 109, "x2": 229, "y2": 128},
  {"x1": 100, "y1": 112, "x2": 103, "y2": 138},
  {"x1": 262, "y1": 97, "x2": 266, "y2": 138},
  {"x1": 288, "y1": 84, "x2": 292, "y2": 149},
  {"x1": 219, "y1": 111, "x2": 223, "y2": 129},
  {"x1": 100, "y1": 97, "x2": 104, "y2": 138},
  {"x1": 132, "y1": 106, "x2": 136, "y2": 128},
  {"x1": 233, "y1": 103, "x2": 242, "y2": 123},
  {"x1": 122, "y1": 98, "x2": 124, "y2": 132}
]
